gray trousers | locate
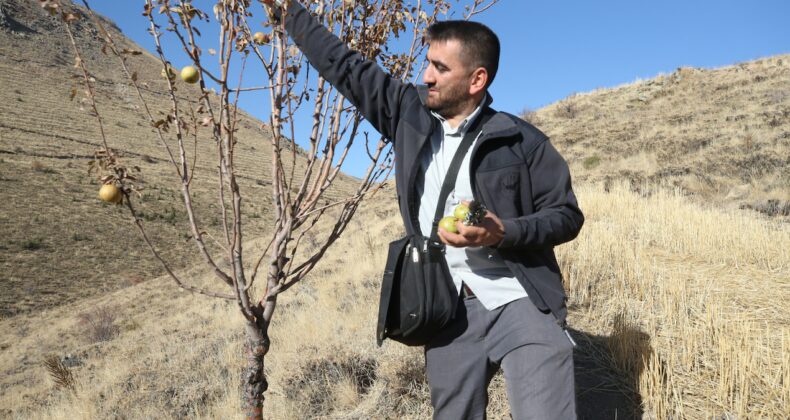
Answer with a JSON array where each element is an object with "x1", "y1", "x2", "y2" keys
[{"x1": 424, "y1": 296, "x2": 576, "y2": 420}]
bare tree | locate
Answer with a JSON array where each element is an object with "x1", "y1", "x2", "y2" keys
[{"x1": 42, "y1": 0, "x2": 498, "y2": 417}]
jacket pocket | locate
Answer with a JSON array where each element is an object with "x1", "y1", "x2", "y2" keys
[
  {"x1": 500, "y1": 171, "x2": 519, "y2": 193},
  {"x1": 477, "y1": 169, "x2": 520, "y2": 196}
]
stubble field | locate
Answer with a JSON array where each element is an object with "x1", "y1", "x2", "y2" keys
[{"x1": 1, "y1": 182, "x2": 787, "y2": 419}]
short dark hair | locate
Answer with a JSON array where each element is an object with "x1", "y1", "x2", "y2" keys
[{"x1": 426, "y1": 20, "x2": 500, "y2": 88}]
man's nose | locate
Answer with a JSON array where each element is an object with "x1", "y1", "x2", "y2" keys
[{"x1": 423, "y1": 67, "x2": 435, "y2": 84}]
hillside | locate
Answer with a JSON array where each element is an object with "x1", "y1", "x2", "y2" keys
[
  {"x1": 1, "y1": 183, "x2": 787, "y2": 418},
  {"x1": 528, "y1": 56, "x2": 790, "y2": 218},
  {"x1": 0, "y1": 0, "x2": 356, "y2": 317}
]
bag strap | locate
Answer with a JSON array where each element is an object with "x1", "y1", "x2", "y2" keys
[{"x1": 428, "y1": 108, "x2": 493, "y2": 245}]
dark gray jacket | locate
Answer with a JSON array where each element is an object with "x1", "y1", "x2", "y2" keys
[{"x1": 279, "y1": 2, "x2": 584, "y2": 325}]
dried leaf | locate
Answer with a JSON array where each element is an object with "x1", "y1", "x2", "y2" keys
[
  {"x1": 153, "y1": 119, "x2": 166, "y2": 128},
  {"x1": 121, "y1": 49, "x2": 142, "y2": 55},
  {"x1": 131, "y1": 72, "x2": 138, "y2": 82},
  {"x1": 69, "y1": 87, "x2": 77, "y2": 101},
  {"x1": 200, "y1": 117, "x2": 213, "y2": 127}
]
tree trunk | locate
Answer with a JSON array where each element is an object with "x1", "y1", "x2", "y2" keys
[{"x1": 242, "y1": 320, "x2": 269, "y2": 420}]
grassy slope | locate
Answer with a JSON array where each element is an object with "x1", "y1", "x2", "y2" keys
[{"x1": 528, "y1": 56, "x2": 790, "y2": 218}]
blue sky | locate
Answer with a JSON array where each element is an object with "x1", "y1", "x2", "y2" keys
[{"x1": 89, "y1": 1, "x2": 789, "y2": 176}]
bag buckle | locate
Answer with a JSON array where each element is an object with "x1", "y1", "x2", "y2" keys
[{"x1": 426, "y1": 240, "x2": 445, "y2": 251}]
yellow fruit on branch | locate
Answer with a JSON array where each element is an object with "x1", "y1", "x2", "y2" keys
[
  {"x1": 180, "y1": 65, "x2": 199, "y2": 84},
  {"x1": 98, "y1": 184, "x2": 123, "y2": 204}
]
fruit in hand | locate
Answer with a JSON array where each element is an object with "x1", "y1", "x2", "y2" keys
[
  {"x1": 253, "y1": 32, "x2": 270, "y2": 45},
  {"x1": 453, "y1": 203, "x2": 470, "y2": 221},
  {"x1": 455, "y1": 201, "x2": 487, "y2": 226},
  {"x1": 439, "y1": 216, "x2": 459, "y2": 234},
  {"x1": 180, "y1": 65, "x2": 199, "y2": 84},
  {"x1": 98, "y1": 184, "x2": 122, "y2": 204}
]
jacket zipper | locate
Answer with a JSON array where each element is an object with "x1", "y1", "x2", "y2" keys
[{"x1": 468, "y1": 131, "x2": 489, "y2": 206}]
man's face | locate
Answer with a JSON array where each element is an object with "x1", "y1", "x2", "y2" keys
[{"x1": 422, "y1": 39, "x2": 474, "y2": 118}]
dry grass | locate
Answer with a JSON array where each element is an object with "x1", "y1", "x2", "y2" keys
[
  {"x1": 42, "y1": 355, "x2": 76, "y2": 393},
  {"x1": 1, "y1": 183, "x2": 787, "y2": 418},
  {"x1": 559, "y1": 182, "x2": 789, "y2": 418}
]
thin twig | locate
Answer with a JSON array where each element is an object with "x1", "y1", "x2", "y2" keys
[{"x1": 464, "y1": 0, "x2": 498, "y2": 19}]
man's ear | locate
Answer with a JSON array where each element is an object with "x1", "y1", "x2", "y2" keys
[{"x1": 469, "y1": 67, "x2": 488, "y2": 96}]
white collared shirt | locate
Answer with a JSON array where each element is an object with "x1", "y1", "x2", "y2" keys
[{"x1": 414, "y1": 100, "x2": 528, "y2": 310}]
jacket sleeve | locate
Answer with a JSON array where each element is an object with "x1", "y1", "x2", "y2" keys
[
  {"x1": 496, "y1": 139, "x2": 584, "y2": 249},
  {"x1": 274, "y1": 2, "x2": 413, "y2": 142}
]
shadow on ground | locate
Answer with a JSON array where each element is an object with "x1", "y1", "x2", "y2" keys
[{"x1": 570, "y1": 323, "x2": 652, "y2": 420}]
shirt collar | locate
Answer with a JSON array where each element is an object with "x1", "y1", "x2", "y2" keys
[{"x1": 430, "y1": 94, "x2": 488, "y2": 136}]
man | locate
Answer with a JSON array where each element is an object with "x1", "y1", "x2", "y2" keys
[{"x1": 264, "y1": 1, "x2": 584, "y2": 418}]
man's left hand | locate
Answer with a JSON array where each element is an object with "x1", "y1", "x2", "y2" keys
[{"x1": 438, "y1": 210, "x2": 505, "y2": 248}]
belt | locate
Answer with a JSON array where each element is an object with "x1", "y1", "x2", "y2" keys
[{"x1": 461, "y1": 283, "x2": 476, "y2": 299}]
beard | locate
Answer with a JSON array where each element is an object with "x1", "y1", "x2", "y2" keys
[{"x1": 425, "y1": 80, "x2": 470, "y2": 119}]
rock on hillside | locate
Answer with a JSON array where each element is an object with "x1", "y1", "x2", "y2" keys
[{"x1": 529, "y1": 56, "x2": 790, "y2": 218}]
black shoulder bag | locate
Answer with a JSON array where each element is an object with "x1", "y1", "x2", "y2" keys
[{"x1": 376, "y1": 110, "x2": 492, "y2": 346}]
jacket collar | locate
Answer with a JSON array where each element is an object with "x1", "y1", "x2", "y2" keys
[{"x1": 415, "y1": 85, "x2": 518, "y2": 139}]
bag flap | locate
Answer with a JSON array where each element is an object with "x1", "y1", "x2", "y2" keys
[{"x1": 377, "y1": 235, "x2": 414, "y2": 346}]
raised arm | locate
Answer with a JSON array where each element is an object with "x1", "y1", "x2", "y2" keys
[{"x1": 268, "y1": 0, "x2": 417, "y2": 141}]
